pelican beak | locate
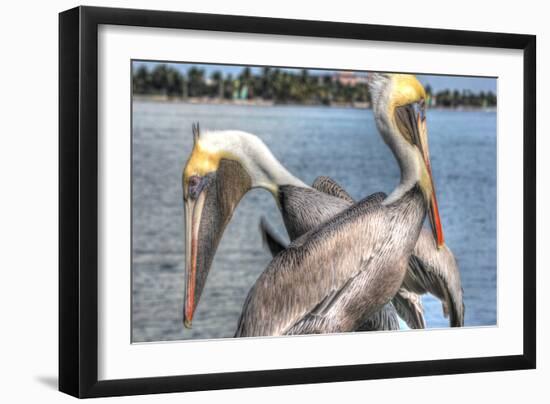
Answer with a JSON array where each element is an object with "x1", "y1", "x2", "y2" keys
[
  {"x1": 182, "y1": 161, "x2": 251, "y2": 329},
  {"x1": 183, "y1": 176, "x2": 224, "y2": 328},
  {"x1": 416, "y1": 113, "x2": 445, "y2": 248},
  {"x1": 184, "y1": 193, "x2": 199, "y2": 328}
]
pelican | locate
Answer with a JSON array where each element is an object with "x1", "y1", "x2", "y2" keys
[
  {"x1": 182, "y1": 132, "x2": 462, "y2": 331},
  {"x1": 260, "y1": 176, "x2": 464, "y2": 327},
  {"x1": 236, "y1": 73, "x2": 445, "y2": 336},
  {"x1": 182, "y1": 124, "x2": 402, "y2": 331},
  {"x1": 183, "y1": 73, "x2": 462, "y2": 336}
]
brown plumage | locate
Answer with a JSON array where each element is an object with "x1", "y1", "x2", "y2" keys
[
  {"x1": 183, "y1": 73, "x2": 463, "y2": 337},
  {"x1": 261, "y1": 176, "x2": 464, "y2": 329},
  {"x1": 236, "y1": 185, "x2": 426, "y2": 336},
  {"x1": 235, "y1": 73, "x2": 460, "y2": 336},
  {"x1": 261, "y1": 182, "x2": 402, "y2": 331}
]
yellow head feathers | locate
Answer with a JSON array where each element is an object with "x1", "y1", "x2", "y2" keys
[
  {"x1": 183, "y1": 141, "x2": 223, "y2": 186},
  {"x1": 390, "y1": 74, "x2": 426, "y2": 107}
]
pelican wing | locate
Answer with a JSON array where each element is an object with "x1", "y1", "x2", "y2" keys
[
  {"x1": 309, "y1": 177, "x2": 427, "y2": 329},
  {"x1": 312, "y1": 176, "x2": 355, "y2": 203},
  {"x1": 258, "y1": 183, "x2": 383, "y2": 257},
  {"x1": 257, "y1": 177, "x2": 463, "y2": 330},
  {"x1": 288, "y1": 299, "x2": 401, "y2": 335},
  {"x1": 282, "y1": 238, "x2": 402, "y2": 336},
  {"x1": 259, "y1": 217, "x2": 286, "y2": 257},
  {"x1": 392, "y1": 288, "x2": 426, "y2": 329},
  {"x1": 237, "y1": 197, "x2": 394, "y2": 337},
  {"x1": 356, "y1": 302, "x2": 400, "y2": 331},
  {"x1": 259, "y1": 211, "x2": 400, "y2": 332},
  {"x1": 258, "y1": 180, "x2": 404, "y2": 333},
  {"x1": 403, "y1": 227, "x2": 465, "y2": 327},
  {"x1": 312, "y1": 177, "x2": 463, "y2": 328}
]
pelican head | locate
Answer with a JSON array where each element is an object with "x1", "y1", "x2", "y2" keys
[
  {"x1": 368, "y1": 73, "x2": 444, "y2": 248},
  {"x1": 181, "y1": 124, "x2": 304, "y2": 328}
]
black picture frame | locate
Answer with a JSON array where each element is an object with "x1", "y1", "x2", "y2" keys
[{"x1": 59, "y1": 5, "x2": 536, "y2": 398}]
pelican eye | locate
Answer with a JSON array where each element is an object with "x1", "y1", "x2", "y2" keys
[
  {"x1": 188, "y1": 175, "x2": 207, "y2": 199},
  {"x1": 189, "y1": 175, "x2": 200, "y2": 188}
]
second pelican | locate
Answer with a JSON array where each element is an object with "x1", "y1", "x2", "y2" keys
[{"x1": 182, "y1": 73, "x2": 463, "y2": 335}]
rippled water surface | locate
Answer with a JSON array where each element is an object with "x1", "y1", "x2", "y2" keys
[{"x1": 132, "y1": 101, "x2": 497, "y2": 342}]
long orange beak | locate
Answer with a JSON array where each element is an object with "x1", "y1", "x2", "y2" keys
[
  {"x1": 417, "y1": 114, "x2": 445, "y2": 248},
  {"x1": 183, "y1": 191, "x2": 206, "y2": 329},
  {"x1": 425, "y1": 158, "x2": 445, "y2": 248}
]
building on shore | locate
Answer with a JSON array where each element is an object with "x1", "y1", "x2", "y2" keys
[{"x1": 333, "y1": 71, "x2": 369, "y2": 86}]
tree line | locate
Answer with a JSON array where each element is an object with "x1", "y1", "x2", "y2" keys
[{"x1": 133, "y1": 64, "x2": 497, "y2": 108}]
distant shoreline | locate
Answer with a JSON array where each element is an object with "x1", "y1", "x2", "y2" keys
[{"x1": 133, "y1": 95, "x2": 496, "y2": 112}]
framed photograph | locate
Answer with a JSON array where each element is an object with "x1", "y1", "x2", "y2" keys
[{"x1": 59, "y1": 6, "x2": 536, "y2": 398}]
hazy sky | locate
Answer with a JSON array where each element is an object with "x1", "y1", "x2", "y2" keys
[{"x1": 133, "y1": 60, "x2": 496, "y2": 93}]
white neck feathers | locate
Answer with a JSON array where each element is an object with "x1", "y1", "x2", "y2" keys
[
  {"x1": 199, "y1": 130, "x2": 308, "y2": 194},
  {"x1": 371, "y1": 96, "x2": 423, "y2": 205}
]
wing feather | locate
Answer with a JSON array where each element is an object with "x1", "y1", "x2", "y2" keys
[
  {"x1": 312, "y1": 177, "x2": 463, "y2": 328},
  {"x1": 312, "y1": 176, "x2": 355, "y2": 203},
  {"x1": 403, "y1": 228, "x2": 465, "y2": 327},
  {"x1": 356, "y1": 302, "x2": 401, "y2": 331},
  {"x1": 253, "y1": 176, "x2": 463, "y2": 333},
  {"x1": 392, "y1": 288, "x2": 426, "y2": 329},
  {"x1": 237, "y1": 198, "x2": 391, "y2": 337},
  {"x1": 259, "y1": 217, "x2": 287, "y2": 256}
]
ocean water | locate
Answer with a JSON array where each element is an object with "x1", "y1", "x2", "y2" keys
[{"x1": 131, "y1": 101, "x2": 497, "y2": 342}]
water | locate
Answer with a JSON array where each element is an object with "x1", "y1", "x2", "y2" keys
[{"x1": 132, "y1": 101, "x2": 497, "y2": 342}]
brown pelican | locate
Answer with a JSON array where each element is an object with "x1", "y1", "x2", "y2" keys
[
  {"x1": 182, "y1": 124, "x2": 400, "y2": 331},
  {"x1": 258, "y1": 179, "x2": 425, "y2": 330},
  {"x1": 183, "y1": 73, "x2": 462, "y2": 335},
  {"x1": 236, "y1": 73, "x2": 446, "y2": 336},
  {"x1": 261, "y1": 176, "x2": 464, "y2": 327},
  {"x1": 182, "y1": 131, "x2": 462, "y2": 331}
]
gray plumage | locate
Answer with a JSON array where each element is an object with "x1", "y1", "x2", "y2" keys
[
  {"x1": 236, "y1": 185, "x2": 426, "y2": 337},
  {"x1": 311, "y1": 177, "x2": 428, "y2": 329},
  {"x1": 357, "y1": 302, "x2": 401, "y2": 331},
  {"x1": 262, "y1": 183, "x2": 401, "y2": 331},
  {"x1": 182, "y1": 133, "x2": 404, "y2": 333},
  {"x1": 406, "y1": 229, "x2": 465, "y2": 327},
  {"x1": 278, "y1": 185, "x2": 351, "y2": 241},
  {"x1": 311, "y1": 176, "x2": 355, "y2": 204},
  {"x1": 259, "y1": 217, "x2": 286, "y2": 257},
  {"x1": 261, "y1": 176, "x2": 464, "y2": 329},
  {"x1": 392, "y1": 289, "x2": 426, "y2": 329},
  {"x1": 183, "y1": 75, "x2": 464, "y2": 336}
]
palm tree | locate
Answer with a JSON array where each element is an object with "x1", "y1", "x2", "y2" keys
[
  {"x1": 261, "y1": 67, "x2": 272, "y2": 99},
  {"x1": 188, "y1": 67, "x2": 205, "y2": 97},
  {"x1": 166, "y1": 68, "x2": 181, "y2": 96},
  {"x1": 133, "y1": 65, "x2": 151, "y2": 94},
  {"x1": 223, "y1": 74, "x2": 234, "y2": 99},
  {"x1": 239, "y1": 67, "x2": 253, "y2": 98},
  {"x1": 151, "y1": 65, "x2": 170, "y2": 94},
  {"x1": 210, "y1": 71, "x2": 223, "y2": 98}
]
